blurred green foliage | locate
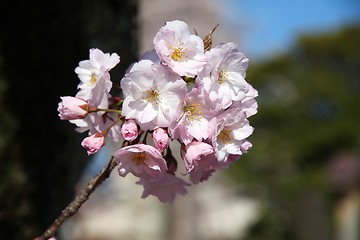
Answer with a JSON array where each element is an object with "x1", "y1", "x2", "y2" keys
[{"x1": 228, "y1": 25, "x2": 360, "y2": 240}]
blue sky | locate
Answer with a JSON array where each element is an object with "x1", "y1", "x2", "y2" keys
[{"x1": 224, "y1": 0, "x2": 360, "y2": 59}]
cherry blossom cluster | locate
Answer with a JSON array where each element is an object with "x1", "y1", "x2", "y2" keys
[{"x1": 57, "y1": 20, "x2": 258, "y2": 203}]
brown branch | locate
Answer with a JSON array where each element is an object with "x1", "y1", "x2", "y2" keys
[{"x1": 34, "y1": 156, "x2": 117, "y2": 240}]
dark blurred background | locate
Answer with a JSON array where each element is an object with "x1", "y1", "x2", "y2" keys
[
  {"x1": 1, "y1": 0, "x2": 360, "y2": 240},
  {"x1": 0, "y1": 0, "x2": 138, "y2": 239}
]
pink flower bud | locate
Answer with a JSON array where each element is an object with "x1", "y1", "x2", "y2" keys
[
  {"x1": 81, "y1": 133, "x2": 105, "y2": 155},
  {"x1": 121, "y1": 119, "x2": 138, "y2": 142},
  {"x1": 58, "y1": 96, "x2": 88, "y2": 120},
  {"x1": 152, "y1": 127, "x2": 169, "y2": 152}
]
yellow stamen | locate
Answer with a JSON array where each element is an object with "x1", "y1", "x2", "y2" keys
[
  {"x1": 218, "y1": 70, "x2": 229, "y2": 84},
  {"x1": 184, "y1": 103, "x2": 202, "y2": 121},
  {"x1": 132, "y1": 152, "x2": 147, "y2": 165},
  {"x1": 172, "y1": 47, "x2": 184, "y2": 61},
  {"x1": 144, "y1": 89, "x2": 159, "y2": 103},
  {"x1": 219, "y1": 128, "x2": 232, "y2": 144},
  {"x1": 89, "y1": 73, "x2": 97, "y2": 86}
]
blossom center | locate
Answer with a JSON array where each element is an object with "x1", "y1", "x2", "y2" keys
[
  {"x1": 132, "y1": 152, "x2": 147, "y2": 165},
  {"x1": 218, "y1": 70, "x2": 229, "y2": 84},
  {"x1": 184, "y1": 103, "x2": 202, "y2": 121},
  {"x1": 89, "y1": 73, "x2": 97, "y2": 86},
  {"x1": 171, "y1": 47, "x2": 185, "y2": 61},
  {"x1": 219, "y1": 128, "x2": 232, "y2": 144},
  {"x1": 144, "y1": 89, "x2": 160, "y2": 103}
]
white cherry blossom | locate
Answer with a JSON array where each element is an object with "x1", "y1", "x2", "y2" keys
[
  {"x1": 75, "y1": 48, "x2": 120, "y2": 108},
  {"x1": 121, "y1": 60, "x2": 187, "y2": 130},
  {"x1": 154, "y1": 20, "x2": 206, "y2": 77},
  {"x1": 197, "y1": 42, "x2": 249, "y2": 109},
  {"x1": 209, "y1": 109, "x2": 254, "y2": 162}
]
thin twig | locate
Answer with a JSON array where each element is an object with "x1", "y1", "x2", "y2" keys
[{"x1": 34, "y1": 156, "x2": 117, "y2": 240}]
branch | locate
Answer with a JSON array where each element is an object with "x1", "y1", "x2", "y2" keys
[{"x1": 34, "y1": 156, "x2": 117, "y2": 240}]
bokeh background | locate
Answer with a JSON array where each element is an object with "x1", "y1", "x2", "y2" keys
[{"x1": 1, "y1": 0, "x2": 360, "y2": 239}]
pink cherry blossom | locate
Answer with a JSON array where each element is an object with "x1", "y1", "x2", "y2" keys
[
  {"x1": 121, "y1": 119, "x2": 138, "y2": 142},
  {"x1": 152, "y1": 127, "x2": 169, "y2": 152},
  {"x1": 213, "y1": 154, "x2": 239, "y2": 170},
  {"x1": 56, "y1": 21, "x2": 259, "y2": 204},
  {"x1": 209, "y1": 109, "x2": 254, "y2": 161},
  {"x1": 58, "y1": 96, "x2": 88, "y2": 120},
  {"x1": 137, "y1": 172, "x2": 190, "y2": 203},
  {"x1": 181, "y1": 141, "x2": 214, "y2": 172},
  {"x1": 181, "y1": 141, "x2": 219, "y2": 184},
  {"x1": 81, "y1": 132, "x2": 105, "y2": 155},
  {"x1": 154, "y1": 20, "x2": 206, "y2": 77},
  {"x1": 114, "y1": 144, "x2": 167, "y2": 178},
  {"x1": 197, "y1": 42, "x2": 249, "y2": 108},
  {"x1": 228, "y1": 83, "x2": 259, "y2": 118},
  {"x1": 75, "y1": 48, "x2": 120, "y2": 109},
  {"x1": 121, "y1": 60, "x2": 187, "y2": 130},
  {"x1": 169, "y1": 87, "x2": 219, "y2": 145},
  {"x1": 206, "y1": 145, "x2": 253, "y2": 172}
]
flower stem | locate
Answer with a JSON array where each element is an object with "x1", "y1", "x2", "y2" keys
[
  {"x1": 34, "y1": 156, "x2": 117, "y2": 240},
  {"x1": 142, "y1": 130, "x2": 149, "y2": 144},
  {"x1": 103, "y1": 118, "x2": 122, "y2": 136},
  {"x1": 89, "y1": 108, "x2": 122, "y2": 114}
]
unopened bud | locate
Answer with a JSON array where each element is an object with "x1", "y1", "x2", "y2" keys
[
  {"x1": 152, "y1": 127, "x2": 169, "y2": 152},
  {"x1": 81, "y1": 132, "x2": 105, "y2": 155},
  {"x1": 58, "y1": 96, "x2": 88, "y2": 120}
]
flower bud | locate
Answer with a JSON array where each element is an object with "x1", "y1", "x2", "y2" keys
[
  {"x1": 81, "y1": 133, "x2": 105, "y2": 155},
  {"x1": 58, "y1": 96, "x2": 88, "y2": 120},
  {"x1": 121, "y1": 119, "x2": 138, "y2": 142},
  {"x1": 152, "y1": 127, "x2": 169, "y2": 152}
]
